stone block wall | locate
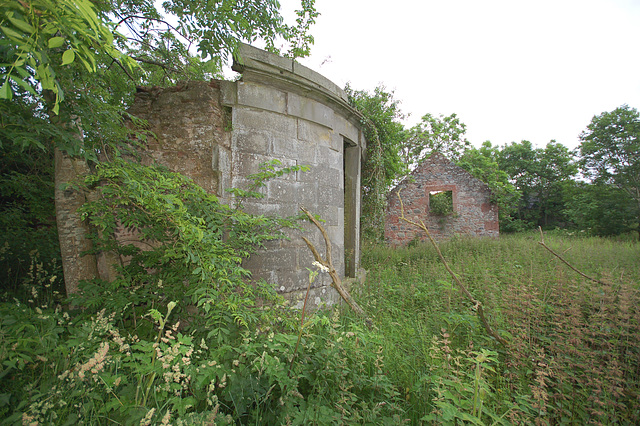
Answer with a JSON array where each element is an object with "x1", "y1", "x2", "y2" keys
[
  {"x1": 385, "y1": 153, "x2": 499, "y2": 244},
  {"x1": 125, "y1": 44, "x2": 366, "y2": 308}
]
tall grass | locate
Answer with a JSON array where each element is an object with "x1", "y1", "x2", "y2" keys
[{"x1": 354, "y1": 231, "x2": 640, "y2": 423}]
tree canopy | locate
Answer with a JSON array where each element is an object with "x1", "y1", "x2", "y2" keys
[
  {"x1": 401, "y1": 112, "x2": 471, "y2": 168},
  {"x1": 497, "y1": 140, "x2": 578, "y2": 228},
  {"x1": 579, "y1": 104, "x2": 640, "y2": 238},
  {"x1": 1, "y1": 0, "x2": 318, "y2": 119},
  {"x1": 579, "y1": 105, "x2": 640, "y2": 204}
]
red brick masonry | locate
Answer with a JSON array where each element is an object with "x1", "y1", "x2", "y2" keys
[{"x1": 385, "y1": 153, "x2": 499, "y2": 244}]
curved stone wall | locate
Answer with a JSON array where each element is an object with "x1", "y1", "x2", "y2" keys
[{"x1": 128, "y1": 44, "x2": 366, "y2": 307}]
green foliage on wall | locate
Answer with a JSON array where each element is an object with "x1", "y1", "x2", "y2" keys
[
  {"x1": 74, "y1": 159, "x2": 304, "y2": 334},
  {"x1": 345, "y1": 84, "x2": 407, "y2": 241},
  {"x1": 456, "y1": 142, "x2": 521, "y2": 228}
]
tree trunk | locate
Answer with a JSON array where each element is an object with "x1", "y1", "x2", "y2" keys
[
  {"x1": 44, "y1": 88, "x2": 102, "y2": 297},
  {"x1": 54, "y1": 147, "x2": 99, "y2": 296}
]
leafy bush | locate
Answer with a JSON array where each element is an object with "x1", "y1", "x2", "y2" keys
[
  {"x1": 74, "y1": 159, "x2": 304, "y2": 335},
  {"x1": 0, "y1": 157, "x2": 405, "y2": 423},
  {"x1": 0, "y1": 299, "x2": 402, "y2": 424}
]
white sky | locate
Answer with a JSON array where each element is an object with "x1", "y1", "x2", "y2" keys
[{"x1": 275, "y1": 0, "x2": 640, "y2": 149}]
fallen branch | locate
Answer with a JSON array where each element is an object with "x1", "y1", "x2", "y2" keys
[
  {"x1": 537, "y1": 227, "x2": 610, "y2": 286},
  {"x1": 300, "y1": 207, "x2": 372, "y2": 328},
  {"x1": 397, "y1": 191, "x2": 508, "y2": 347}
]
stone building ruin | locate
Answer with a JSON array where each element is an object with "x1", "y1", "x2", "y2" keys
[
  {"x1": 385, "y1": 153, "x2": 499, "y2": 244},
  {"x1": 127, "y1": 43, "x2": 367, "y2": 307}
]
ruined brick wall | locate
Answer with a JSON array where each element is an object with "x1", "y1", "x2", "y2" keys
[
  {"x1": 385, "y1": 153, "x2": 499, "y2": 244},
  {"x1": 123, "y1": 44, "x2": 366, "y2": 308}
]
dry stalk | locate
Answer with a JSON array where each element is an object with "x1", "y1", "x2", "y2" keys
[
  {"x1": 397, "y1": 191, "x2": 508, "y2": 347},
  {"x1": 300, "y1": 207, "x2": 373, "y2": 328},
  {"x1": 537, "y1": 227, "x2": 610, "y2": 286}
]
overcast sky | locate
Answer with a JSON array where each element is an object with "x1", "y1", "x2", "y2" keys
[{"x1": 275, "y1": 0, "x2": 640, "y2": 149}]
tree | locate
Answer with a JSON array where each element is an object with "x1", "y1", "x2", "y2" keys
[
  {"x1": 563, "y1": 181, "x2": 637, "y2": 237},
  {"x1": 497, "y1": 140, "x2": 577, "y2": 228},
  {"x1": 401, "y1": 112, "x2": 471, "y2": 169},
  {"x1": 345, "y1": 84, "x2": 407, "y2": 240},
  {"x1": 579, "y1": 104, "x2": 640, "y2": 239}
]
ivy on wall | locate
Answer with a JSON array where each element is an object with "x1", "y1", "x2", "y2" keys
[{"x1": 345, "y1": 85, "x2": 407, "y2": 241}]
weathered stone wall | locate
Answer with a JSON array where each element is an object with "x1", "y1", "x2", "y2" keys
[
  {"x1": 126, "y1": 44, "x2": 366, "y2": 308},
  {"x1": 128, "y1": 81, "x2": 231, "y2": 196},
  {"x1": 385, "y1": 153, "x2": 499, "y2": 244}
]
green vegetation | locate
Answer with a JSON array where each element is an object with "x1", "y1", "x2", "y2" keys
[
  {"x1": 345, "y1": 84, "x2": 407, "y2": 241},
  {"x1": 579, "y1": 104, "x2": 640, "y2": 239},
  {"x1": 429, "y1": 191, "x2": 454, "y2": 217},
  {"x1": 3, "y1": 233, "x2": 639, "y2": 424},
  {"x1": 358, "y1": 232, "x2": 640, "y2": 424},
  {"x1": 402, "y1": 112, "x2": 471, "y2": 166}
]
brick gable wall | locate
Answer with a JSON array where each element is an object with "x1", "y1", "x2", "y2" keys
[{"x1": 385, "y1": 153, "x2": 499, "y2": 244}]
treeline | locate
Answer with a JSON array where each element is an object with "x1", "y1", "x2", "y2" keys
[{"x1": 348, "y1": 86, "x2": 640, "y2": 239}]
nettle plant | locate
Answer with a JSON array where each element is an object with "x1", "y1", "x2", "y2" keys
[{"x1": 75, "y1": 158, "x2": 306, "y2": 338}]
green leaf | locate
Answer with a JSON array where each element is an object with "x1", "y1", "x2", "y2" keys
[
  {"x1": 6, "y1": 15, "x2": 36, "y2": 34},
  {"x1": 0, "y1": 26, "x2": 25, "y2": 42},
  {"x1": 48, "y1": 36, "x2": 65, "y2": 48},
  {"x1": 0, "y1": 81, "x2": 12, "y2": 100},
  {"x1": 61, "y1": 49, "x2": 75, "y2": 65},
  {"x1": 73, "y1": 0, "x2": 101, "y2": 35},
  {"x1": 77, "y1": 55, "x2": 94, "y2": 72},
  {"x1": 8, "y1": 74, "x2": 37, "y2": 95}
]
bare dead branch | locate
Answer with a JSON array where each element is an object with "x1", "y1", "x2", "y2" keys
[
  {"x1": 537, "y1": 227, "x2": 610, "y2": 286},
  {"x1": 107, "y1": 56, "x2": 135, "y2": 82},
  {"x1": 301, "y1": 207, "x2": 332, "y2": 266},
  {"x1": 397, "y1": 190, "x2": 509, "y2": 347},
  {"x1": 114, "y1": 15, "x2": 193, "y2": 44},
  {"x1": 300, "y1": 207, "x2": 372, "y2": 327}
]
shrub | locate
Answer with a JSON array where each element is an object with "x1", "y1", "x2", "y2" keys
[
  {"x1": 74, "y1": 159, "x2": 305, "y2": 335},
  {"x1": 1, "y1": 301, "x2": 403, "y2": 424}
]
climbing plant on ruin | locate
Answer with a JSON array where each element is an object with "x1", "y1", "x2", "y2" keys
[{"x1": 345, "y1": 84, "x2": 407, "y2": 241}]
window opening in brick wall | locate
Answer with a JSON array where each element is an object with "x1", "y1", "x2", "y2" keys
[{"x1": 429, "y1": 190, "x2": 454, "y2": 216}]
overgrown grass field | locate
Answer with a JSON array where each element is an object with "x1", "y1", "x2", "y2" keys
[
  {"x1": 356, "y1": 231, "x2": 640, "y2": 424},
  {"x1": 1, "y1": 232, "x2": 639, "y2": 424}
]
